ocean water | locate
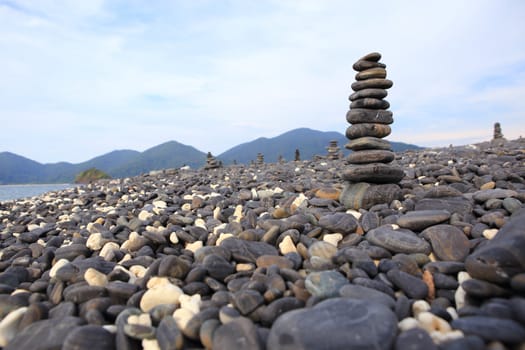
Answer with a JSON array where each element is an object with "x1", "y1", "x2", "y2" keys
[{"x1": 0, "y1": 184, "x2": 74, "y2": 202}]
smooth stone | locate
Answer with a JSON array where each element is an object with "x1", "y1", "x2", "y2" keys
[
  {"x1": 421, "y1": 224, "x2": 470, "y2": 262},
  {"x1": 350, "y1": 98, "x2": 390, "y2": 110},
  {"x1": 182, "y1": 307, "x2": 219, "y2": 340},
  {"x1": 308, "y1": 241, "x2": 338, "y2": 259},
  {"x1": 5, "y1": 316, "x2": 84, "y2": 350},
  {"x1": 346, "y1": 108, "x2": 393, "y2": 124},
  {"x1": 355, "y1": 67, "x2": 387, "y2": 81},
  {"x1": 351, "y1": 78, "x2": 393, "y2": 91},
  {"x1": 503, "y1": 197, "x2": 522, "y2": 214},
  {"x1": 396, "y1": 210, "x2": 451, "y2": 231},
  {"x1": 54, "y1": 244, "x2": 91, "y2": 261},
  {"x1": 338, "y1": 284, "x2": 395, "y2": 309},
  {"x1": 84, "y1": 267, "x2": 108, "y2": 287},
  {"x1": 387, "y1": 269, "x2": 429, "y2": 299},
  {"x1": 349, "y1": 88, "x2": 388, "y2": 101},
  {"x1": 473, "y1": 189, "x2": 518, "y2": 202},
  {"x1": 465, "y1": 208, "x2": 525, "y2": 284},
  {"x1": 260, "y1": 297, "x2": 304, "y2": 327},
  {"x1": 356, "y1": 52, "x2": 382, "y2": 62},
  {"x1": 106, "y1": 281, "x2": 140, "y2": 300},
  {"x1": 305, "y1": 271, "x2": 348, "y2": 299},
  {"x1": 342, "y1": 164, "x2": 405, "y2": 184},
  {"x1": 340, "y1": 183, "x2": 401, "y2": 210},
  {"x1": 318, "y1": 212, "x2": 358, "y2": 235},
  {"x1": 314, "y1": 187, "x2": 341, "y2": 200},
  {"x1": 267, "y1": 298, "x2": 397, "y2": 350},
  {"x1": 461, "y1": 278, "x2": 510, "y2": 298},
  {"x1": 202, "y1": 254, "x2": 234, "y2": 281},
  {"x1": 345, "y1": 137, "x2": 392, "y2": 151},
  {"x1": 511, "y1": 273, "x2": 525, "y2": 292},
  {"x1": 63, "y1": 285, "x2": 107, "y2": 303},
  {"x1": 0, "y1": 307, "x2": 27, "y2": 347},
  {"x1": 352, "y1": 60, "x2": 387, "y2": 71},
  {"x1": 414, "y1": 197, "x2": 473, "y2": 215},
  {"x1": 394, "y1": 327, "x2": 438, "y2": 350},
  {"x1": 347, "y1": 149, "x2": 395, "y2": 164},
  {"x1": 255, "y1": 255, "x2": 294, "y2": 269},
  {"x1": 158, "y1": 256, "x2": 190, "y2": 279},
  {"x1": 360, "y1": 211, "x2": 381, "y2": 232},
  {"x1": 366, "y1": 226, "x2": 431, "y2": 254},
  {"x1": 220, "y1": 238, "x2": 278, "y2": 263},
  {"x1": 200, "y1": 319, "x2": 220, "y2": 350},
  {"x1": 451, "y1": 316, "x2": 525, "y2": 343},
  {"x1": 232, "y1": 289, "x2": 264, "y2": 315},
  {"x1": 62, "y1": 325, "x2": 115, "y2": 350},
  {"x1": 212, "y1": 317, "x2": 262, "y2": 350},
  {"x1": 140, "y1": 282, "x2": 183, "y2": 312}
]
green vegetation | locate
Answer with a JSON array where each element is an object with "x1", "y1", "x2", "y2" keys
[{"x1": 74, "y1": 168, "x2": 111, "y2": 184}]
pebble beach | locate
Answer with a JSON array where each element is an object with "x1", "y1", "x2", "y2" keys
[{"x1": 0, "y1": 138, "x2": 524, "y2": 349}]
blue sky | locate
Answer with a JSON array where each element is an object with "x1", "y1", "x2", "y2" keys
[{"x1": 1, "y1": 0, "x2": 524, "y2": 163}]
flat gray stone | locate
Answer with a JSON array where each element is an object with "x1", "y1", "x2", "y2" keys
[{"x1": 267, "y1": 298, "x2": 397, "y2": 350}]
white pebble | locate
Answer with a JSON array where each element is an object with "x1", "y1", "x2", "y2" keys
[
  {"x1": 483, "y1": 228, "x2": 499, "y2": 239},
  {"x1": 346, "y1": 210, "x2": 361, "y2": 220},
  {"x1": 140, "y1": 281, "x2": 183, "y2": 312},
  {"x1": 169, "y1": 232, "x2": 179, "y2": 244},
  {"x1": 417, "y1": 311, "x2": 451, "y2": 333},
  {"x1": 128, "y1": 313, "x2": 152, "y2": 327},
  {"x1": 186, "y1": 241, "x2": 203, "y2": 253},
  {"x1": 50, "y1": 259, "x2": 70, "y2": 279},
  {"x1": 181, "y1": 203, "x2": 192, "y2": 211},
  {"x1": 323, "y1": 233, "x2": 343, "y2": 247},
  {"x1": 138, "y1": 210, "x2": 154, "y2": 221},
  {"x1": 398, "y1": 317, "x2": 420, "y2": 331},
  {"x1": 142, "y1": 338, "x2": 161, "y2": 350},
  {"x1": 173, "y1": 307, "x2": 195, "y2": 331},
  {"x1": 455, "y1": 272, "x2": 471, "y2": 309},
  {"x1": 232, "y1": 205, "x2": 243, "y2": 223},
  {"x1": 84, "y1": 268, "x2": 108, "y2": 287},
  {"x1": 412, "y1": 300, "x2": 431, "y2": 318},
  {"x1": 216, "y1": 233, "x2": 234, "y2": 246},
  {"x1": 0, "y1": 307, "x2": 27, "y2": 347},
  {"x1": 194, "y1": 218, "x2": 207, "y2": 229},
  {"x1": 130, "y1": 265, "x2": 147, "y2": 279},
  {"x1": 179, "y1": 294, "x2": 201, "y2": 315},
  {"x1": 86, "y1": 232, "x2": 105, "y2": 250},
  {"x1": 279, "y1": 235, "x2": 297, "y2": 255},
  {"x1": 99, "y1": 242, "x2": 120, "y2": 261}
]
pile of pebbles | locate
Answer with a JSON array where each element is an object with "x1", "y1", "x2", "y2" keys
[{"x1": 0, "y1": 139, "x2": 524, "y2": 349}]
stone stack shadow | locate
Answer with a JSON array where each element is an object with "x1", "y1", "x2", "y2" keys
[{"x1": 340, "y1": 52, "x2": 404, "y2": 209}]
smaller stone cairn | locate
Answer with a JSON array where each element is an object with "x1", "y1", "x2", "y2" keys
[
  {"x1": 256, "y1": 153, "x2": 264, "y2": 166},
  {"x1": 493, "y1": 122, "x2": 504, "y2": 140},
  {"x1": 295, "y1": 149, "x2": 300, "y2": 162},
  {"x1": 204, "y1": 152, "x2": 222, "y2": 169},
  {"x1": 326, "y1": 140, "x2": 341, "y2": 160},
  {"x1": 340, "y1": 52, "x2": 404, "y2": 210}
]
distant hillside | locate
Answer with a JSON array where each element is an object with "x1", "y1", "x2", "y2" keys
[
  {"x1": 0, "y1": 142, "x2": 206, "y2": 184},
  {"x1": 0, "y1": 129, "x2": 422, "y2": 184},
  {"x1": 109, "y1": 141, "x2": 206, "y2": 178},
  {"x1": 217, "y1": 128, "x2": 422, "y2": 164}
]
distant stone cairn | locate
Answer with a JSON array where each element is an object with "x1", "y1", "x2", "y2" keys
[
  {"x1": 340, "y1": 52, "x2": 403, "y2": 209},
  {"x1": 493, "y1": 122, "x2": 504, "y2": 140},
  {"x1": 205, "y1": 152, "x2": 222, "y2": 169},
  {"x1": 326, "y1": 140, "x2": 341, "y2": 160},
  {"x1": 256, "y1": 153, "x2": 264, "y2": 166}
]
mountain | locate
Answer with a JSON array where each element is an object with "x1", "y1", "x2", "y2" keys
[
  {"x1": 0, "y1": 129, "x2": 423, "y2": 184},
  {"x1": 0, "y1": 142, "x2": 206, "y2": 184},
  {"x1": 0, "y1": 152, "x2": 46, "y2": 184},
  {"x1": 217, "y1": 127, "x2": 422, "y2": 164},
  {"x1": 109, "y1": 141, "x2": 206, "y2": 178}
]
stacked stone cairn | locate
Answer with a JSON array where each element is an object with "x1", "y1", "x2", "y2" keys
[
  {"x1": 204, "y1": 152, "x2": 221, "y2": 169},
  {"x1": 326, "y1": 140, "x2": 341, "y2": 160},
  {"x1": 340, "y1": 52, "x2": 405, "y2": 210},
  {"x1": 256, "y1": 153, "x2": 264, "y2": 166}
]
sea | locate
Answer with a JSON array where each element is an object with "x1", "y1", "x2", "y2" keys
[{"x1": 0, "y1": 184, "x2": 74, "y2": 202}]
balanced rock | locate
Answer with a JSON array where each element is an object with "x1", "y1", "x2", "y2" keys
[{"x1": 340, "y1": 52, "x2": 403, "y2": 210}]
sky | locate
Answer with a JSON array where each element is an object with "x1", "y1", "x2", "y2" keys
[{"x1": 1, "y1": 0, "x2": 524, "y2": 164}]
